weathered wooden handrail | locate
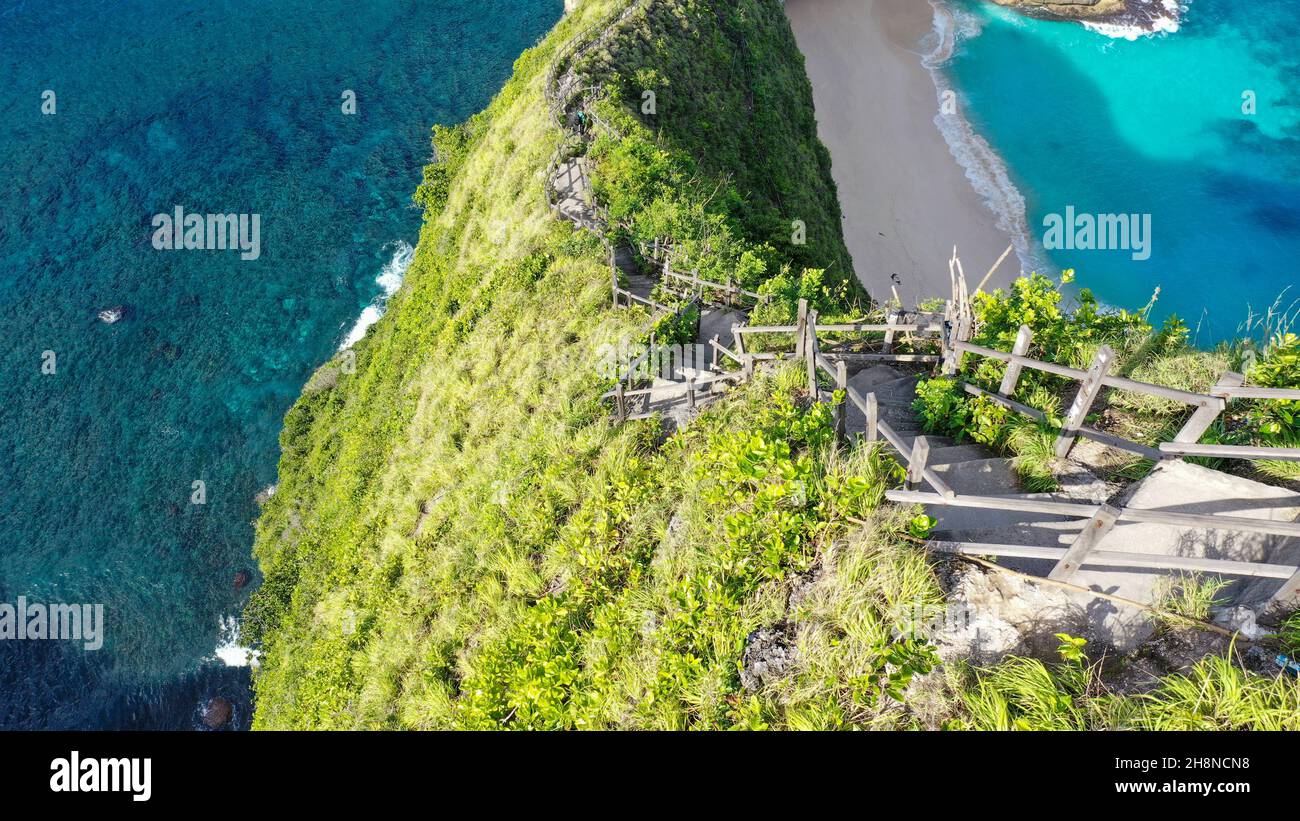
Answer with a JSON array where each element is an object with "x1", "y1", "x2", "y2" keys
[
  {"x1": 601, "y1": 370, "x2": 742, "y2": 401},
  {"x1": 1159, "y1": 442, "x2": 1300, "y2": 461},
  {"x1": 661, "y1": 268, "x2": 765, "y2": 303},
  {"x1": 887, "y1": 489, "x2": 1300, "y2": 539},
  {"x1": 876, "y1": 421, "x2": 954, "y2": 499},
  {"x1": 814, "y1": 353, "x2": 837, "y2": 381},
  {"x1": 963, "y1": 380, "x2": 1164, "y2": 460},
  {"x1": 1212, "y1": 386, "x2": 1300, "y2": 400},
  {"x1": 954, "y1": 340, "x2": 1209, "y2": 406},
  {"x1": 708, "y1": 337, "x2": 744, "y2": 366},
  {"x1": 894, "y1": 486, "x2": 1300, "y2": 605},
  {"x1": 955, "y1": 327, "x2": 1300, "y2": 464},
  {"x1": 613, "y1": 287, "x2": 673, "y2": 314},
  {"x1": 933, "y1": 541, "x2": 1298, "y2": 581},
  {"x1": 735, "y1": 322, "x2": 940, "y2": 335}
]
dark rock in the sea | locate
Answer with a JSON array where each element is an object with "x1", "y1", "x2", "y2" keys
[
  {"x1": 166, "y1": 502, "x2": 181, "y2": 517},
  {"x1": 993, "y1": 0, "x2": 1178, "y2": 33},
  {"x1": 202, "y1": 696, "x2": 233, "y2": 728},
  {"x1": 234, "y1": 570, "x2": 250, "y2": 591}
]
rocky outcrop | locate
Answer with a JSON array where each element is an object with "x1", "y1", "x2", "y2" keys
[
  {"x1": 202, "y1": 696, "x2": 233, "y2": 728},
  {"x1": 992, "y1": 0, "x2": 1180, "y2": 34}
]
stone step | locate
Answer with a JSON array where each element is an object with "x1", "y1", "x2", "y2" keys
[
  {"x1": 940, "y1": 515, "x2": 1088, "y2": 548},
  {"x1": 864, "y1": 374, "x2": 920, "y2": 397},
  {"x1": 928, "y1": 495, "x2": 1082, "y2": 541},
  {"x1": 929, "y1": 457, "x2": 1019, "y2": 495},
  {"x1": 698, "y1": 307, "x2": 746, "y2": 350},
  {"x1": 846, "y1": 364, "x2": 907, "y2": 392},
  {"x1": 929, "y1": 460, "x2": 1300, "y2": 652},
  {"x1": 844, "y1": 392, "x2": 921, "y2": 431},
  {"x1": 1085, "y1": 460, "x2": 1300, "y2": 614},
  {"x1": 926, "y1": 444, "x2": 991, "y2": 466}
]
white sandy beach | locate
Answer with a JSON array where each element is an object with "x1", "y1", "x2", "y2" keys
[{"x1": 786, "y1": 0, "x2": 1019, "y2": 305}]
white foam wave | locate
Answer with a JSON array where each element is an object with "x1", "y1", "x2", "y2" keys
[
  {"x1": 338, "y1": 239, "x2": 415, "y2": 351},
  {"x1": 1082, "y1": 0, "x2": 1182, "y2": 40},
  {"x1": 213, "y1": 615, "x2": 260, "y2": 668},
  {"x1": 924, "y1": 1, "x2": 1043, "y2": 275}
]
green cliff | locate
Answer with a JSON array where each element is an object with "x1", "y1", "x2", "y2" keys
[
  {"x1": 245, "y1": 0, "x2": 1300, "y2": 730},
  {"x1": 244, "y1": 0, "x2": 859, "y2": 729}
]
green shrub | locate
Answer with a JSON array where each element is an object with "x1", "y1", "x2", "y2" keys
[{"x1": 1244, "y1": 333, "x2": 1300, "y2": 441}]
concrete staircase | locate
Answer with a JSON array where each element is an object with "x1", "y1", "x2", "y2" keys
[
  {"x1": 836, "y1": 362, "x2": 1300, "y2": 655},
  {"x1": 626, "y1": 305, "x2": 749, "y2": 429},
  {"x1": 614, "y1": 245, "x2": 657, "y2": 305},
  {"x1": 551, "y1": 157, "x2": 601, "y2": 231}
]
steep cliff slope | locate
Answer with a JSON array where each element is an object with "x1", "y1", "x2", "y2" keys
[{"x1": 244, "y1": 0, "x2": 858, "y2": 729}]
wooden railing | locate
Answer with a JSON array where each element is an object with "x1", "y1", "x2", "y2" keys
[
  {"x1": 844, "y1": 364, "x2": 1300, "y2": 610},
  {"x1": 952, "y1": 328, "x2": 1300, "y2": 463},
  {"x1": 658, "y1": 261, "x2": 767, "y2": 308},
  {"x1": 603, "y1": 369, "x2": 745, "y2": 422},
  {"x1": 885, "y1": 488, "x2": 1300, "y2": 612},
  {"x1": 732, "y1": 299, "x2": 947, "y2": 366}
]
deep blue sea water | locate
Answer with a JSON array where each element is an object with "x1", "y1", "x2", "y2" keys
[
  {"x1": 940, "y1": 0, "x2": 1300, "y2": 342},
  {"x1": 0, "y1": 0, "x2": 560, "y2": 729}
]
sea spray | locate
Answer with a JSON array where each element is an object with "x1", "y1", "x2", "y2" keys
[
  {"x1": 213, "y1": 614, "x2": 259, "y2": 667},
  {"x1": 1082, "y1": 0, "x2": 1183, "y2": 40},
  {"x1": 339, "y1": 239, "x2": 414, "y2": 350}
]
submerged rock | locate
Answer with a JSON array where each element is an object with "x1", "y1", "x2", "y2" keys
[
  {"x1": 234, "y1": 570, "x2": 250, "y2": 591},
  {"x1": 97, "y1": 305, "x2": 126, "y2": 324},
  {"x1": 201, "y1": 696, "x2": 233, "y2": 728}
]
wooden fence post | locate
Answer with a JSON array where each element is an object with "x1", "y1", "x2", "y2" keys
[
  {"x1": 955, "y1": 311, "x2": 973, "y2": 368},
  {"x1": 686, "y1": 377, "x2": 696, "y2": 410},
  {"x1": 999, "y1": 324, "x2": 1033, "y2": 397},
  {"x1": 906, "y1": 436, "x2": 931, "y2": 491},
  {"x1": 1267, "y1": 567, "x2": 1300, "y2": 613},
  {"x1": 866, "y1": 392, "x2": 879, "y2": 441},
  {"x1": 835, "y1": 360, "x2": 848, "y2": 441},
  {"x1": 732, "y1": 324, "x2": 746, "y2": 356},
  {"x1": 1054, "y1": 344, "x2": 1115, "y2": 458},
  {"x1": 1048, "y1": 504, "x2": 1120, "y2": 581},
  {"x1": 1173, "y1": 372, "x2": 1243, "y2": 446},
  {"x1": 710, "y1": 334, "x2": 720, "y2": 371},
  {"x1": 795, "y1": 299, "x2": 809, "y2": 358},
  {"x1": 882, "y1": 310, "x2": 900, "y2": 355},
  {"x1": 941, "y1": 300, "x2": 957, "y2": 376},
  {"x1": 805, "y1": 310, "x2": 820, "y2": 396},
  {"x1": 743, "y1": 353, "x2": 755, "y2": 381},
  {"x1": 614, "y1": 382, "x2": 626, "y2": 424}
]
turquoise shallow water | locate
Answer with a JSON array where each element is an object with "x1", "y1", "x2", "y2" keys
[
  {"x1": 0, "y1": 0, "x2": 560, "y2": 728},
  {"x1": 942, "y1": 0, "x2": 1300, "y2": 342}
]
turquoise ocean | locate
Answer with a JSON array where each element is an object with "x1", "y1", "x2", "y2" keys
[
  {"x1": 0, "y1": 0, "x2": 560, "y2": 729},
  {"x1": 936, "y1": 0, "x2": 1300, "y2": 343}
]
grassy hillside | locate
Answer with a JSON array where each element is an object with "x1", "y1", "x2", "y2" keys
[
  {"x1": 246, "y1": 0, "x2": 1300, "y2": 730},
  {"x1": 575, "y1": 0, "x2": 855, "y2": 285},
  {"x1": 243, "y1": 0, "x2": 864, "y2": 729}
]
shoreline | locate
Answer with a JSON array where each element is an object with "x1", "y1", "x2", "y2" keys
[{"x1": 786, "y1": 0, "x2": 1024, "y2": 304}]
